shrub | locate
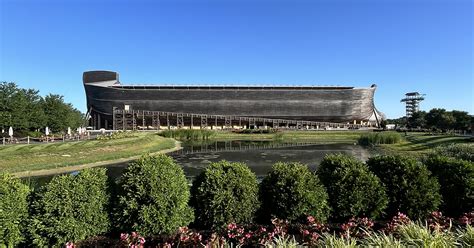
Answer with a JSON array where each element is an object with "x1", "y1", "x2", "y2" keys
[
  {"x1": 258, "y1": 162, "x2": 330, "y2": 223},
  {"x1": 317, "y1": 154, "x2": 388, "y2": 221},
  {"x1": 96, "y1": 131, "x2": 136, "y2": 140},
  {"x1": 159, "y1": 129, "x2": 215, "y2": 140},
  {"x1": 0, "y1": 173, "x2": 30, "y2": 247},
  {"x1": 424, "y1": 156, "x2": 474, "y2": 216},
  {"x1": 358, "y1": 132, "x2": 401, "y2": 146},
  {"x1": 434, "y1": 143, "x2": 474, "y2": 162},
  {"x1": 116, "y1": 154, "x2": 193, "y2": 236},
  {"x1": 28, "y1": 168, "x2": 110, "y2": 247},
  {"x1": 190, "y1": 160, "x2": 259, "y2": 230},
  {"x1": 367, "y1": 155, "x2": 441, "y2": 220}
]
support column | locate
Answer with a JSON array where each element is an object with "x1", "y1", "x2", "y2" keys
[
  {"x1": 177, "y1": 114, "x2": 184, "y2": 128},
  {"x1": 225, "y1": 116, "x2": 232, "y2": 129},
  {"x1": 112, "y1": 110, "x2": 116, "y2": 130},
  {"x1": 122, "y1": 110, "x2": 126, "y2": 131},
  {"x1": 201, "y1": 115, "x2": 208, "y2": 129}
]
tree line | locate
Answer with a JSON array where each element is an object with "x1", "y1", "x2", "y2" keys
[
  {"x1": 0, "y1": 82, "x2": 83, "y2": 136},
  {"x1": 387, "y1": 108, "x2": 472, "y2": 132}
]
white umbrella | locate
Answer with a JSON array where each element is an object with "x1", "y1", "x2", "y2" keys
[
  {"x1": 45, "y1": 127, "x2": 50, "y2": 136},
  {"x1": 67, "y1": 127, "x2": 71, "y2": 135},
  {"x1": 8, "y1": 126, "x2": 13, "y2": 137}
]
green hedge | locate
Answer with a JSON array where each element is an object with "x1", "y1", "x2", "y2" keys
[
  {"x1": 367, "y1": 155, "x2": 441, "y2": 220},
  {"x1": 424, "y1": 155, "x2": 474, "y2": 216},
  {"x1": 317, "y1": 154, "x2": 388, "y2": 221},
  {"x1": 258, "y1": 162, "x2": 330, "y2": 223},
  {"x1": 28, "y1": 168, "x2": 110, "y2": 247},
  {"x1": 0, "y1": 173, "x2": 30, "y2": 247},
  {"x1": 116, "y1": 154, "x2": 193, "y2": 236},
  {"x1": 434, "y1": 144, "x2": 474, "y2": 162},
  {"x1": 190, "y1": 160, "x2": 259, "y2": 230}
]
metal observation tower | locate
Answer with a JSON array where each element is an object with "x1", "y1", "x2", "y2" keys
[{"x1": 401, "y1": 92, "x2": 425, "y2": 118}]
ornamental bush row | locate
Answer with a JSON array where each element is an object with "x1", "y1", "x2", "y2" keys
[{"x1": 1, "y1": 153, "x2": 472, "y2": 246}]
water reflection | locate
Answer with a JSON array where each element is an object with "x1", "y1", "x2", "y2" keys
[{"x1": 26, "y1": 140, "x2": 370, "y2": 186}]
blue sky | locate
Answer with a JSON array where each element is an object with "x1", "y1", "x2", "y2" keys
[{"x1": 1, "y1": 0, "x2": 472, "y2": 119}]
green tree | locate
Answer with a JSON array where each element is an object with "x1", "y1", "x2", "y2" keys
[
  {"x1": 0, "y1": 82, "x2": 81, "y2": 134},
  {"x1": 426, "y1": 108, "x2": 455, "y2": 131},
  {"x1": 190, "y1": 160, "x2": 259, "y2": 230},
  {"x1": 407, "y1": 111, "x2": 426, "y2": 129},
  {"x1": 0, "y1": 82, "x2": 17, "y2": 128},
  {"x1": 451, "y1": 110, "x2": 471, "y2": 131},
  {"x1": 0, "y1": 173, "x2": 30, "y2": 247},
  {"x1": 42, "y1": 94, "x2": 83, "y2": 132},
  {"x1": 116, "y1": 154, "x2": 193, "y2": 236},
  {"x1": 317, "y1": 154, "x2": 388, "y2": 221},
  {"x1": 258, "y1": 162, "x2": 330, "y2": 223}
]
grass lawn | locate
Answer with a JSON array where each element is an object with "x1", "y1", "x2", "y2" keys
[
  {"x1": 211, "y1": 130, "x2": 363, "y2": 143},
  {"x1": 0, "y1": 132, "x2": 177, "y2": 174},
  {"x1": 379, "y1": 132, "x2": 473, "y2": 157}
]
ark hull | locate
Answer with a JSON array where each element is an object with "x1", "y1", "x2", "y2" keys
[{"x1": 83, "y1": 71, "x2": 380, "y2": 129}]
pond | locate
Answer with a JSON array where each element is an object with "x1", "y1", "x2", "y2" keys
[{"x1": 25, "y1": 140, "x2": 370, "y2": 187}]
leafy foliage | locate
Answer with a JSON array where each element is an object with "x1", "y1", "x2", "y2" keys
[
  {"x1": 0, "y1": 173, "x2": 30, "y2": 247},
  {"x1": 28, "y1": 168, "x2": 110, "y2": 247},
  {"x1": 396, "y1": 222, "x2": 457, "y2": 247},
  {"x1": 0, "y1": 82, "x2": 83, "y2": 134},
  {"x1": 456, "y1": 224, "x2": 474, "y2": 247},
  {"x1": 424, "y1": 156, "x2": 474, "y2": 216},
  {"x1": 96, "y1": 131, "x2": 137, "y2": 140},
  {"x1": 258, "y1": 162, "x2": 330, "y2": 223},
  {"x1": 434, "y1": 143, "x2": 474, "y2": 162},
  {"x1": 317, "y1": 154, "x2": 388, "y2": 221},
  {"x1": 367, "y1": 155, "x2": 441, "y2": 220},
  {"x1": 407, "y1": 111, "x2": 427, "y2": 129},
  {"x1": 190, "y1": 160, "x2": 259, "y2": 230},
  {"x1": 42, "y1": 94, "x2": 83, "y2": 133},
  {"x1": 116, "y1": 154, "x2": 193, "y2": 236}
]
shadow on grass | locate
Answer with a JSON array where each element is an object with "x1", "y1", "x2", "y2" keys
[{"x1": 398, "y1": 135, "x2": 472, "y2": 151}]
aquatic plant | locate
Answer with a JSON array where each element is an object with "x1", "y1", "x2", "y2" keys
[
  {"x1": 159, "y1": 129, "x2": 216, "y2": 141},
  {"x1": 358, "y1": 131, "x2": 401, "y2": 146}
]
